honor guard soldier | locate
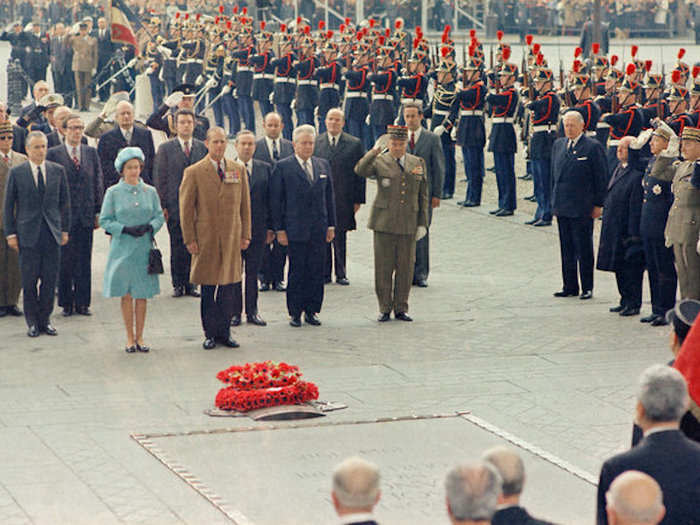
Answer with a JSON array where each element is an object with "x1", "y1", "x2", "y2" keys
[
  {"x1": 640, "y1": 68, "x2": 669, "y2": 129},
  {"x1": 672, "y1": 48, "x2": 689, "y2": 87},
  {"x1": 525, "y1": 64, "x2": 560, "y2": 226},
  {"x1": 182, "y1": 23, "x2": 205, "y2": 86},
  {"x1": 666, "y1": 83, "x2": 694, "y2": 136},
  {"x1": 159, "y1": 27, "x2": 181, "y2": 96},
  {"x1": 603, "y1": 66, "x2": 644, "y2": 175},
  {"x1": 595, "y1": 55, "x2": 622, "y2": 147},
  {"x1": 1, "y1": 22, "x2": 30, "y2": 65},
  {"x1": 486, "y1": 49, "x2": 519, "y2": 216},
  {"x1": 690, "y1": 67, "x2": 700, "y2": 126},
  {"x1": 145, "y1": 40, "x2": 164, "y2": 110},
  {"x1": 368, "y1": 42, "x2": 399, "y2": 143},
  {"x1": 343, "y1": 48, "x2": 372, "y2": 151},
  {"x1": 395, "y1": 41, "x2": 429, "y2": 124},
  {"x1": 292, "y1": 31, "x2": 320, "y2": 126},
  {"x1": 250, "y1": 30, "x2": 276, "y2": 120},
  {"x1": 454, "y1": 55, "x2": 487, "y2": 207},
  {"x1": 590, "y1": 43, "x2": 608, "y2": 96},
  {"x1": 270, "y1": 29, "x2": 296, "y2": 140},
  {"x1": 205, "y1": 44, "x2": 236, "y2": 137},
  {"x1": 26, "y1": 23, "x2": 49, "y2": 83},
  {"x1": 314, "y1": 36, "x2": 343, "y2": 134},
  {"x1": 568, "y1": 60, "x2": 601, "y2": 138},
  {"x1": 231, "y1": 23, "x2": 258, "y2": 133},
  {"x1": 147, "y1": 83, "x2": 210, "y2": 142}
]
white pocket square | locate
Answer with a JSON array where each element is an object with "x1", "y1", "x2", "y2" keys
[
  {"x1": 320, "y1": 174, "x2": 327, "y2": 179},
  {"x1": 577, "y1": 156, "x2": 588, "y2": 160}
]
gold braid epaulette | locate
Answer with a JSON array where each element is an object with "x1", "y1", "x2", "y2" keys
[{"x1": 433, "y1": 84, "x2": 457, "y2": 107}]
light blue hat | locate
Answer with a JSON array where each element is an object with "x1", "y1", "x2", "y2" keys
[{"x1": 114, "y1": 146, "x2": 145, "y2": 173}]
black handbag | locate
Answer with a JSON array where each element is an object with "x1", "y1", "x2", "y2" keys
[{"x1": 147, "y1": 234, "x2": 164, "y2": 275}]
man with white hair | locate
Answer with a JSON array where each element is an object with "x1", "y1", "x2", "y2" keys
[
  {"x1": 605, "y1": 471, "x2": 665, "y2": 525},
  {"x1": 331, "y1": 456, "x2": 380, "y2": 525},
  {"x1": 481, "y1": 447, "x2": 553, "y2": 525},
  {"x1": 596, "y1": 364, "x2": 700, "y2": 524},
  {"x1": 445, "y1": 461, "x2": 502, "y2": 524}
]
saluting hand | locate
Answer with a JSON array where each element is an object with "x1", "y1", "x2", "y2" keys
[
  {"x1": 61, "y1": 232, "x2": 69, "y2": 246},
  {"x1": 7, "y1": 237, "x2": 18, "y2": 252},
  {"x1": 276, "y1": 231, "x2": 288, "y2": 246},
  {"x1": 265, "y1": 230, "x2": 275, "y2": 244}
]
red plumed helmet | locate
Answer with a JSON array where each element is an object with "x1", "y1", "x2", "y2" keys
[
  {"x1": 385, "y1": 28, "x2": 391, "y2": 37},
  {"x1": 378, "y1": 35, "x2": 385, "y2": 45},
  {"x1": 631, "y1": 45, "x2": 638, "y2": 57},
  {"x1": 219, "y1": 5, "x2": 224, "y2": 14},
  {"x1": 525, "y1": 34, "x2": 533, "y2": 45},
  {"x1": 303, "y1": 25, "x2": 310, "y2": 35},
  {"x1": 339, "y1": 24, "x2": 346, "y2": 33},
  {"x1": 280, "y1": 23, "x2": 286, "y2": 32},
  {"x1": 592, "y1": 42, "x2": 600, "y2": 54},
  {"x1": 626, "y1": 63, "x2": 636, "y2": 76},
  {"x1": 645, "y1": 59, "x2": 652, "y2": 72},
  {"x1": 413, "y1": 37, "x2": 419, "y2": 49},
  {"x1": 693, "y1": 65, "x2": 700, "y2": 79},
  {"x1": 441, "y1": 46, "x2": 449, "y2": 58},
  {"x1": 573, "y1": 60, "x2": 581, "y2": 73},
  {"x1": 672, "y1": 69, "x2": 682, "y2": 83},
  {"x1": 356, "y1": 32, "x2": 362, "y2": 41},
  {"x1": 536, "y1": 53, "x2": 544, "y2": 66},
  {"x1": 226, "y1": 20, "x2": 232, "y2": 29},
  {"x1": 233, "y1": 6, "x2": 238, "y2": 13},
  {"x1": 175, "y1": 11, "x2": 180, "y2": 18},
  {"x1": 444, "y1": 24, "x2": 451, "y2": 35},
  {"x1": 678, "y1": 48, "x2": 686, "y2": 60},
  {"x1": 395, "y1": 19, "x2": 402, "y2": 29},
  {"x1": 470, "y1": 29, "x2": 476, "y2": 38},
  {"x1": 611, "y1": 55, "x2": 619, "y2": 66},
  {"x1": 215, "y1": 16, "x2": 219, "y2": 24},
  {"x1": 345, "y1": 17, "x2": 350, "y2": 25},
  {"x1": 574, "y1": 46, "x2": 582, "y2": 58},
  {"x1": 369, "y1": 19, "x2": 376, "y2": 28},
  {"x1": 184, "y1": 12, "x2": 189, "y2": 19},
  {"x1": 318, "y1": 20, "x2": 325, "y2": 30},
  {"x1": 502, "y1": 47, "x2": 511, "y2": 61},
  {"x1": 441, "y1": 33, "x2": 448, "y2": 43},
  {"x1": 416, "y1": 26, "x2": 422, "y2": 35},
  {"x1": 533, "y1": 43, "x2": 540, "y2": 54},
  {"x1": 327, "y1": 30, "x2": 333, "y2": 39},
  {"x1": 497, "y1": 30, "x2": 503, "y2": 41}
]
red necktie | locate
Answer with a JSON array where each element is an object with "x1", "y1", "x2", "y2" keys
[
  {"x1": 72, "y1": 147, "x2": 80, "y2": 169},
  {"x1": 184, "y1": 141, "x2": 190, "y2": 158},
  {"x1": 410, "y1": 132, "x2": 415, "y2": 152},
  {"x1": 217, "y1": 161, "x2": 224, "y2": 180}
]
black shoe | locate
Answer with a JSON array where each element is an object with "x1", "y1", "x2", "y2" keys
[
  {"x1": 441, "y1": 193, "x2": 453, "y2": 200},
  {"x1": 62, "y1": 306, "x2": 73, "y2": 317},
  {"x1": 489, "y1": 208, "x2": 502, "y2": 215},
  {"x1": 203, "y1": 338, "x2": 217, "y2": 350},
  {"x1": 218, "y1": 337, "x2": 240, "y2": 348},
  {"x1": 524, "y1": 195, "x2": 536, "y2": 201},
  {"x1": 247, "y1": 314, "x2": 267, "y2": 326},
  {"x1": 125, "y1": 345, "x2": 137, "y2": 353},
  {"x1": 553, "y1": 290, "x2": 578, "y2": 297},
  {"x1": 610, "y1": 305, "x2": 625, "y2": 313},
  {"x1": 533, "y1": 219, "x2": 551, "y2": 227},
  {"x1": 75, "y1": 306, "x2": 91, "y2": 316},
  {"x1": 259, "y1": 282, "x2": 271, "y2": 292},
  {"x1": 414, "y1": 279, "x2": 428, "y2": 288},
  {"x1": 230, "y1": 315, "x2": 241, "y2": 327},
  {"x1": 518, "y1": 174, "x2": 533, "y2": 180},
  {"x1": 6, "y1": 305, "x2": 22, "y2": 316},
  {"x1": 456, "y1": 200, "x2": 469, "y2": 206},
  {"x1": 336, "y1": 277, "x2": 350, "y2": 286},
  {"x1": 289, "y1": 316, "x2": 302, "y2": 327},
  {"x1": 304, "y1": 312, "x2": 321, "y2": 326},
  {"x1": 136, "y1": 342, "x2": 150, "y2": 352},
  {"x1": 42, "y1": 323, "x2": 58, "y2": 336},
  {"x1": 378, "y1": 312, "x2": 391, "y2": 322},
  {"x1": 173, "y1": 286, "x2": 185, "y2": 297},
  {"x1": 461, "y1": 201, "x2": 480, "y2": 207},
  {"x1": 494, "y1": 209, "x2": 514, "y2": 217},
  {"x1": 395, "y1": 312, "x2": 413, "y2": 322},
  {"x1": 0, "y1": 307, "x2": 6, "y2": 318},
  {"x1": 524, "y1": 218, "x2": 539, "y2": 225},
  {"x1": 619, "y1": 306, "x2": 640, "y2": 317},
  {"x1": 324, "y1": 276, "x2": 332, "y2": 284},
  {"x1": 579, "y1": 291, "x2": 593, "y2": 300},
  {"x1": 274, "y1": 282, "x2": 286, "y2": 292},
  {"x1": 185, "y1": 285, "x2": 200, "y2": 297},
  {"x1": 651, "y1": 316, "x2": 669, "y2": 326},
  {"x1": 640, "y1": 314, "x2": 658, "y2": 323},
  {"x1": 27, "y1": 325, "x2": 40, "y2": 337}
]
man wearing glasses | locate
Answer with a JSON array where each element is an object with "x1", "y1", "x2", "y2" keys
[
  {"x1": 0, "y1": 121, "x2": 26, "y2": 318},
  {"x1": 46, "y1": 114, "x2": 103, "y2": 317}
]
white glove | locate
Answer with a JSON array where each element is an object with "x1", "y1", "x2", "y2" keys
[
  {"x1": 205, "y1": 78, "x2": 217, "y2": 89},
  {"x1": 393, "y1": 115, "x2": 400, "y2": 125},
  {"x1": 126, "y1": 57, "x2": 137, "y2": 68},
  {"x1": 416, "y1": 225, "x2": 427, "y2": 241},
  {"x1": 365, "y1": 114, "x2": 371, "y2": 126},
  {"x1": 630, "y1": 128, "x2": 652, "y2": 150},
  {"x1": 164, "y1": 91, "x2": 184, "y2": 108},
  {"x1": 222, "y1": 85, "x2": 232, "y2": 95},
  {"x1": 450, "y1": 127, "x2": 457, "y2": 141},
  {"x1": 232, "y1": 88, "x2": 238, "y2": 97},
  {"x1": 195, "y1": 75, "x2": 204, "y2": 86},
  {"x1": 662, "y1": 135, "x2": 680, "y2": 158},
  {"x1": 290, "y1": 99, "x2": 296, "y2": 110},
  {"x1": 268, "y1": 93, "x2": 274, "y2": 104},
  {"x1": 433, "y1": 125, "x2": 446, "y2": 136},
  {"x1": 157, "y1": 45, "x2": 172, "y2": 58}
]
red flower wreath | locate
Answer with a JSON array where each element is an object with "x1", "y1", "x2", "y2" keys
[{"x1": 215, "y1": 361, "x2": 319, "y2": 411}]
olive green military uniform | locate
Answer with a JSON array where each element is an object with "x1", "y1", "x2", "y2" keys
[
  {"x1": 664, "y1": 158, "x2": 700, "y2": 300},
  {"x1": 355, "y1": 148, "x2": 429, "y2": 314},
  {"x1": 0, "y1": 150, "x2": 27, "y2": 308}
]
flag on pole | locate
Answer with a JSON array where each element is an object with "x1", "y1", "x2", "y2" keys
[{"x1": 110, "y1": 0, "x2": 140, "y2": 54}]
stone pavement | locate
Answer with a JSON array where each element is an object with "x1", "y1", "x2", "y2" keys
[{"x1": 0, "y1": 40, "x2": 681, "y2": 525}]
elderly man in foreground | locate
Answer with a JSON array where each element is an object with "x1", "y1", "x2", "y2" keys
[
  {"x1": 331, "y1": 456, "x2": 380, "y2": 525},
  {"x1": 445, "y1": 461, "x2": 502, "y2": 524},
  {"x1": 605, "y1": 471, "x2": 665, "y2": 525}
]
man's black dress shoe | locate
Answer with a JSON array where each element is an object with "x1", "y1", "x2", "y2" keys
[
  {"x1": 456, "y1": 200, "x2": 469, "y2": 206},
  {"x1": 524, "y1": 218, "x2": 538, "y2": 225},
  {"x1": 136, "y1": 343, "x2": 150, "y2": 352},
  {"x1": 395, "y1": 312, "x2": 413, "y2": 322},
  {"x1": 336, "y1": 277, "x2": 350, "y2": 286},
  {"x1": 304, "y1": 313, "x2": 321, "y2": 326},
  {"x1": 274, "y1": 282, "x2": 286, "y2": 292},
  {"x1": 76, "y1": 306, "x2": 91, "y2": 316},
  {"x1": 651, "y1": 316, "x2": 669, "y2": 326},
  {"x1": 62, "y1": 306, "x2": 73, "y2": 317},
  {"x1": 610, "y1": 305, "x2": 625, "y2": 313},
  {"x1": 378, "y1": 313, "x2": 391, "y2": 322},
  {"x1": 125, "y1": 345, "x2": 137, "y2": 353},
  {"x1": 460, "y1": 201, "x2": 480, "y2": 207},
  {"x1": 640, "y1": 314, "x2": 658, "y2": 323},
  {"x1": 186, "y1": 285, "x2": 200, "y2": 297},
  {"x1": 259, "y1": 282, "x2": 271, "y2": 292},
  {"x1": 524, "y1": 195, "x2": 536, "y2": 202},
  {"x1": 203, "y1": 338, "x2": 217, "y2": 350},
  {"x1": 230, "y1": 315, "x2": 241, "y2": 327},
  {"x1": 247, "y1": 314, "x2": 267, "y2": 326},
  {"x1": 0, "y1": 307, "x2": 7, "y2": 318},
  {"x1": 533, "y1": 219, "x2": 551, "y2": 227},
  {"x1": 553, "y1": 290, "x2": 578, "y2": 297},
  {"x1": 173, "y1": 286, "x2": 185, "y2": 297},
  {"x1": 218, "y1": 337, "x2": 240, "y2": 348},
  {"x1": 518, "y1": 173, "x2": 532, "y2": 180},
  {"x1": 6, "y1": 305, "x2": 22, "y2": 316},
  {"x1": 489, "y1": 208, "x2": 502, "y2": 215},
  {"x1": 441, "y1": 193, "x2": 453, "y2": 200},
  {"x1": 289, "y1": 317, "x2": 302, "y2": 327},
  {"x1": 27, "y1": 325, "x2": 40, "y2": 337},
  {"x1": 619, "y1": 306, "x2": 640, "y2": 317},
  {"x1": 494, "y1": 209, "x2": 514, "y2": 217},
  {"x1": 42, "y1": 324, "x2": 58, "y2": 336},
  {"x1": 414, "y1": 279, "x2": 428, "y2": 288},
  {"x1": 579, "y1": 291, "x2": 593, "y2": 300}
]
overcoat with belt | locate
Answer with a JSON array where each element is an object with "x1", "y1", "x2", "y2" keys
[{"x1": 179, "y1": 156, "x2": 252, "y2": 286}]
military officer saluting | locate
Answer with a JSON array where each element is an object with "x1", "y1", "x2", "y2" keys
[
  {"x1": 354, "y1": 125, "x2": 428, "y2": 323},
  {"x1": 146, "y1": 83, "x2": 210, "y2": 142}
]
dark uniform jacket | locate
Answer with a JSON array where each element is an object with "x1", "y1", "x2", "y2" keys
[
  {"x1": 452, "y1": 81, "x2": 486, "y2": 148},
  {"x1": 146, "y1": 104, "x2": 209, "y2": 142},
  {"x1": 487, "y1": 87, "x2": 519, "y2": 153},
  {"x1": 397, "y1": 73, "x2": 429, "y2": 108},
  {"x1": 314, "y1": 59, "x2": 344, "y2": 113},
  {"x1": 369, "y1": 66, "x2": 399, "y2": 126},
  {"x1": 344, "y1": 66, "x2": 372, "y2": 120},
  {"x1": 492, "y1": 506, "x2": 554, "y2": 525},
  {"x1": 665, "y1": 158, "x2": 700, "y2": 246},
  {"x1": 641, "y1": 154, "x2": 675, "y2": 240},
  {"x1": 231, "y1": 46, "x2": 254, "y2": 97},
  {"x1": 604, "y1": 105, "x2": 644, "y2": 143},
  {"x1": 293, "y1": 55, "x2": 319, "y2": 110},
  {"x1": 271, "y1": 52, "x2": 297, "y2": 104},
  {"x1": 527, "y1": 89, "x2": 560, "y2": 160},
  {"x1": 570, "y1": 97, "x2": 601, "y2": 135},
  {"x1": 247, "y1": 159, "x2": 273, "y2": 242},
  {"x1": 250, "y1": 50, "x2": 275, "y2": 102}
]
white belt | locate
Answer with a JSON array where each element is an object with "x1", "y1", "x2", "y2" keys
[
  {"x1": 596, "y1": 122, "x2": 610, "y2": 128},
  {"x1": 531, "y1": 124, "x2": 555, "y2": 132},
  {"x1": 253, "y1": 73, "x2": 273, "y2": 79},
  {"x1": 297, "y1": 79, "x2": 317, "y2": 85},
  {"x1": 237, "y1": 66, "x2": 252, "y2": 72},
  {"x1": 585, "y1": 131, "x2": 597, "y2": 137},
  {"x1": 608, "y1": 138, "x2": 621, "y2": 146},
  {"x1": 372, "y1": 94, "x2": 392, "y2": 100},
  {"x1": 433, "y1": 109, "x2": 450, "y2": 116},
  {"x1": 401, "y1": 97, "x2": 419, "y2": 105},
  {"x1": 274, "y1": 77, "x2": 295, "y2": 83},
  {"x1": 492, "y1": 117, "x2": 514, "y2": 124},
  {"x1": 459, "y1": 109, "x2": 483, "y2": 117},
  {"x1": 320, "y1": 83, "x2": 339, "y2": 90},
  {"x1": 346, "y1": 91, "x2": 367, "y2": 98}
]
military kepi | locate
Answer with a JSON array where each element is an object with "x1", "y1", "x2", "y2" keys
[
  {"x1": 386, "y1": 125, "x2": 408, "y2": 141},
  {"x1": 682, "y1": 127, "x2": 700, "y2": 143}
]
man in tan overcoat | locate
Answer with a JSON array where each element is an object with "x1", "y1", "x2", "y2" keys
[
  {"x1": 0, "y1": 121, "x2": 27, "y2": 317},
  {"x1": 70, "y1": 22, "x2": 98, "y2": 112},
  {"x1": 179, "y1": 127, "x2": 251, "y2": 350},
  {"x1": 355, "y1": 125, "x2": 429, "y2": 322}
]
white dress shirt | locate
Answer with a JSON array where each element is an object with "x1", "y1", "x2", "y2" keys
[
  {"x1": 265, "y1": 136, "x2": 280, "y2": 160},
  {"x1": 65, "y1": 142, "x2": 81, "y2": 163},
  {"x1": 178, "y1": 136, "x2": 192, "y2": 154},
  {"x1": 328, "y1": 132, "x2": 341, "y2": 147},
  {"x1": 28, "y1": 160, "x2": 47, "y2": 188}
]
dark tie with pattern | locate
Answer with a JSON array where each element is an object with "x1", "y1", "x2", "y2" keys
[
  {"x1": 331, "y1": 136, "x2": 336, "y2": 148},
  {"x1": 184, "y1": 141, "x2": 190, "y2": 158},
  {"x1": 37, "y1": 166, "x2": 45, "y2": 197},
  {"x1": 396, "y1": 158, "x2": 403, "y2": 171},
  {"x1": 272, "y1": 139, "x2": 279, "y2": 161},
  {"x1": 410, "y1": 132, "x2": 415, "y2": 152},
  {"x1": 217, "y1": 161, "x2": 224, "y2": 181},
  {"x1": 72, "y1": 146, "x2": 80, "y2": 170}
]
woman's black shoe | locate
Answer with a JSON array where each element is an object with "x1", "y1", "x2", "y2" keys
[{"x1": 125, "y1": 345, "x2": 137, "y2": 353}]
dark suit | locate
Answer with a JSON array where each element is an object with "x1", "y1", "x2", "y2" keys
[
  {"x1": 3, "y1": 161, "x2": 71, "y2": 327},
  {"x1": 492, "y1": 506, "x2": 553, "y2": 525},
  {"x1": 270, "y1": 155, "x2": 336, "y2": 317},
  {"x1": 254, "y1": 136, "x2": 294, "y2": 286},
  {"x1": 153, "y1": 138, "x2": 207, "y2": 289},
  {"x1": 97, "y1": 126, "x2": 155, "y2": 189},
  {"x1": 551, "y1": 135, "x2": 608, "y2": 294},
  {"x1": 233, "y1": 159, "x2": 272, "y2": 317},
  {"x1": 314, "y1": 132, "x2": 365, "y2": 281},
  {"x1": 408, "y1": 128, "x2": 445, "y2": 283},
  {"x1": 47, "y1": 144, "x2": 103, "y2": 310},
  {"x1": 12, "y1": 125, "x2": 27, "y2": 155},
  {"x1": 96, "y1": 28, "x2": 113, "y2": 101},
  {"x1": 50, "y1": 34, "x2": 73, "y2": 108},
  {"x1": 596, "y1": 430, "x2": 700, "y2": 525}
]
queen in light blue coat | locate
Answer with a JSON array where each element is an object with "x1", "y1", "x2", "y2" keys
[{"x1": 99, "y1": 147, "x2": 165, "y2": 353}]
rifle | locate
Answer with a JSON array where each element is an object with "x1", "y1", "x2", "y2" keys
[
  {"x1": 559, "y1": 60, "x2": 572, "y2": 107},
  {"x1": 659, "y1": 62, "x2": 666, "y2": 119}
]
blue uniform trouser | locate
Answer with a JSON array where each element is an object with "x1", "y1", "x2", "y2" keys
[
  {"x1": 372, "y1": 124, "x2": 388, "y2": 144},
  {"x1": 296, "y1": 109, "x2": 314, "y2": 126},
  {"x1": 643, "y1": 236, "x2": 677, "y2": 315},
  {"x1": 493, "y1": 152, "x2": 517, "y2": 211},
  {"x1": 238, "y1": 95, "x2": 255, "y2": 133},
  {"x1": 149, "y1": 76, "x2": 163, "y2": 113},
  {"x1": 222, "y1": 92, "x2": 240, "y2": 136},
  {"x1": 462, "y1": 146, "x2": 484, "y2": 204},
  {"x1": 257, "y1": 98, "x2": 273, "y2": 121},
  {"x1": 531, "y1": 158, "x2": 552, "y2": 221},
  {"x1": 276, "y1": 103, "x2": 293, "y2": 140},
  {"x1": 347, "y1": 117, "x2": 372, "y2": 151},
  {"x1": 211, "y1": 91, "x2": 224, "y2": 128},
  {"x1": 441, "y1": 133, "x2": 456, "y2": 197}
]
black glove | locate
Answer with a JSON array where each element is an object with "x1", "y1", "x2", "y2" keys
[
  {"x1": 135, "y1": 223, "x2": 153, "y2": 236},
  {"x1": 28, "y1": 105, "x2": 46, "y2": 121},
  {"x1": 122, "y1": 225, "x2": 144, "y2": 237}
]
